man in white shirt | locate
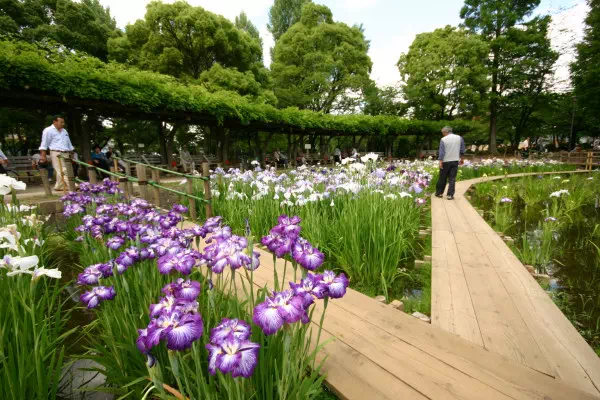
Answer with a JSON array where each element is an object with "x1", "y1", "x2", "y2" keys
[
  {"x1": 0, "y1": 148, "x2": 8, "y2": 174},
  {"x1": 435, "y1": 126, "x2": 465, "y2": 200},
  {"x1": 39, "y1": 115, "x2": 74, "y2": 191}
]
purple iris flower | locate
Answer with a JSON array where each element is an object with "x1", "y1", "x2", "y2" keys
[
  {"x1": 319, "y1": 270, "x2": 349, "y2": 299},
  {"x1": 500, "y1": 197, "x2": 513, "y2": 203},
  {"x1": 206, "y1": 337, "x2": 260, "y2": 378},
  {"x1": 210, "y1": 318, "x2": 251, "y2": 343},
  {"x1": 203, "y1": 236, "x2": 253, "y2": 273},
  {"x1": 290, "y1": 274, "x2": 327, "y2": 307},
  {"x1": 203, "y1": 216, "x2": 223, "y2": 232},
  {"x1": 190, "y1": 224, "x2": 207, "y2": 238},
  {"x1": 261, "y1": 232, "x2": 293, "y2": 258},
  {"x1": 140, "y1": 247, "x2": 156, "y2": 260},
  {"x1": 271, "y1": 215, "x2": 302, "y2": 239},
  {"x1": 252, "y1": 290, "x2": 305, "y2": 335},
  {"x1": 161, "y1": 278, "x2": 201, "y2": 300},
  {"x1": 157, "y1": 250, "x2": 198, "y2": 275},
  {"x1": 171, "y1": 204, "x2": 188, "y2": 214},
  {"x1": 80, "y1": 286, "x2": 116, "y2": 309},
  {"x1": 151, "y1": 238, "x2": 183, "y2": 257},
  {"x1": 77, "y1": 262, "x2": 113, "y2": 285},
  {"x1": 145, "y1": 311, "x2": 204, "y2": 351},
  {"x1": 117, "y1": 247, "x2": 140, "y2": 267},
  {"x1": 292, "y1": 238, "x2": 324, "y2": 271},
  {"x1": 149, "y1": 295, "x2": 180, "y2": 318},
  {"x1": 206, "y1": 226, "x2": 232, "y2": 243},
  {"x1": 106, "y1": 236, "x2": 125, "y2": 250},
  {"x1": 64, "y1": 203, "x2": 85, "y2": 217},
  {"x1": 415, "y1": 198, "x2": 427, "y2": 206},
  {"x1": 410, "y1": 183, "x2": 423, "y2": 194}
]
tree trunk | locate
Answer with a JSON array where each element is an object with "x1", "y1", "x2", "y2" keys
[
  {"x1": 157, "y1": 121, "x2": 168, "y2": 165},
  {"x1": 489, "y1": 49, "x2": 499, "y2": 154},
  {"x1": 76, "y1": 113, "x2": 90, "y2": 162}
]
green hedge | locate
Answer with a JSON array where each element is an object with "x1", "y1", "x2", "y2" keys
[{"x1": 0, "y1": 39, "x2": 474, "y2": 136}]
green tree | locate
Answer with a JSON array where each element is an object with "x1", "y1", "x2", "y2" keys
[
  {"x1": 198, "y1": 63, "x2": 277, "y2": 105},
  {"x1": 397, "y1": 26, "x2": 489, "y2": 120},
  {"x1": 235, "y1": 11, "x2": 262, "y2": 47},
  {"x1": 270, "y1": 3, "x2": 372, "y2": 113},
  {"x1": 267, "y1": 0, "x2": 311, "y2": 41},
  {"x1": 362, "y1": 84, "x2": 407, "y2": 116},
  {"x1": 0, "y1": 0, "x2": 118, "y2": 60},
  {"x1": 571, "y1": 0, "x2": 600, "y2": 134},
  {"x1": 108, "y1": 1, "x2": 263, "y2": 80},
  {"x1": 498, "y1": 16, "x2": 558, "y2": 147},
  {"x1": 461, "y1": 0, "x2": 541, "y2": 153}
]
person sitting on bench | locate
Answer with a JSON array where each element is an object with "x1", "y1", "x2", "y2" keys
[{"x1": 91, "y1": 144, "x2": 111, "y2": 178}]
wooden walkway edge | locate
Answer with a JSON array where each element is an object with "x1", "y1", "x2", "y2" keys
[{"x1": 431, "y1": 171, "x2": 600, "y2": 397}]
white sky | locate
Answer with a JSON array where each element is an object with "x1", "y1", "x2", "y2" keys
[{"x1": 96, "y1": 0, "x2": 589, "y2": 89}]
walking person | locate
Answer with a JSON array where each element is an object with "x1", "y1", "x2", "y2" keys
[
  {"x1": 333, "y1": 147, "x2": 342, "y2": 164},
  {"x1": 435, "y1": 126, "x2": 465, "y2": 200},
  {"x1": 0, "y1": 147, "x2": 9, "y2": 174},
  {"x1": 39, "y1": 115, "x2": 75, "y2": 191}
]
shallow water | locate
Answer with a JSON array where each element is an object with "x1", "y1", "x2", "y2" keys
[{"x1": 470, "y1": 191, "x2": 600, "y2": 354}]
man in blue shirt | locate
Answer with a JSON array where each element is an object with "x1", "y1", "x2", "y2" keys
[{"x1": 435, "y1": 126, "x2": 465, "y2": 200}]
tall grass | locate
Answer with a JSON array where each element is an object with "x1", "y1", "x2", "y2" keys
[{"x1": 0, "y1": 202, "x2": 76, "y2": 400}]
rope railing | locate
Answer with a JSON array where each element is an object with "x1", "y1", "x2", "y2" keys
[
  {"x1": 113, "y1": 156, "x2": 209, "y2": 181},
  {"x1": 55, "y1": 155, "x2": 214, "y2": 220}
]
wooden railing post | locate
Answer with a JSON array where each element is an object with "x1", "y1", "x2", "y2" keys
[
  {"x1": 125, "y1": 162, "x2": 134, "y2": 194},
  {"x1": 119, "y1": 177, "x2": 129, "y2": 198},
  {"x1": 202, "y1": 162, "x2": 213, "y2": 218},
  {"x1": 64, "y1": 157, "x2": 76, "y2": 192},
  {"x1": 39, "y1": 168, "x2": 52, "y2": 196},
  {"x1": 136, "y1": 164, "x2": 149, "y2": 201},
  {"x1": 186, "y1": 178, "x2": 197, "y2": 220},
  {"x1": 88, "y1": 166, "x2": 97, "y2": 184},
  {"x1": 151, "y1": 169, "x2": 161, "y2": 207}
]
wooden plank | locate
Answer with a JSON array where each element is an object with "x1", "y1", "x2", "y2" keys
[
  {"x1": 315, "y1": 330, "x2": 426, "y2": 400},
  {"x1": 443, "y1": 200, "x2": 472, "y2": 233},
  {"x1": 454, "y1": 230, "x2": 553, "y2": 374},
  {"x1": 431, "y1": 196, "x2": 451, "y2": 233},
  {"x1": 431, "y1": 244, "x2": 454, "y2": 333},
  {"x1": 435, "y1": 230, "x2": 483, "y2": 345}
]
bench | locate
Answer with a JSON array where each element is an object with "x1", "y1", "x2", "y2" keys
[{"x1": 6, "y1": 156, "x2": 41, "y2": 183}]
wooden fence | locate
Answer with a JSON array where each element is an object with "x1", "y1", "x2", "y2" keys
[{"x1": 55, "y1": 155, "x2": 213, "y2": 220}]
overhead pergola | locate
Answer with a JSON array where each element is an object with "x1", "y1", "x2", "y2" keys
[{"x1": 0, "y1": 39, "x2": 474, "y2": 163}]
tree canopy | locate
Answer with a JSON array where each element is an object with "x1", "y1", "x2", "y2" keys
[
  {"x1": 0, "y1": 0, "x2": 119, "y2": 60},
  {"x1": 571, "y1": 0, "x2": 600, "y2": 134},
  {"x1": 267, "y1": 0, "x2": 312, "y2": 42},
  {"x1": 398, "y1": 26, "x2": 489, "y2": 121},
  {"x1": 271, "y1": 3, "x2": 373, "y2": 113},
  {"x1": 460, "y1": 0, "x2": 545, "y2": 153},
  {"x1": 107, "y1": 1, "x2": 263, "y2": 80}
]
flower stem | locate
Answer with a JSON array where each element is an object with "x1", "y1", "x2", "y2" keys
[
  {"x1": 313, "y1": 297, "x2": 329, "y2": 369},
  {"x1": 168, "y1": 350, "x2": 185, "y2": 397}
]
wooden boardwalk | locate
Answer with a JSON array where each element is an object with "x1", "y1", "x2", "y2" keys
[
  {"x1": 182, "y1": 172, "x2": 599, "y2": 400},
  {"x1": 431, "y1": 172, "x2": 600, "y2": 397}
]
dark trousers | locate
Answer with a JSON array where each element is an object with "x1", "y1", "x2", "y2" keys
[{"x1": 436, "y1": 161, "x2": 459, "y2": 197}]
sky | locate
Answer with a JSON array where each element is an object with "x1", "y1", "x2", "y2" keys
[{"x1": 95, "y1": 0, "x2": 589, "y2": 89}]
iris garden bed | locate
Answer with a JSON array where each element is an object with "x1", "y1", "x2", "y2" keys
[
  {"x1": 468, "y1": 172, "x2": 600, "y2": 354},
  {"x1": 0, "y1": 159, "x2": 582, "y2": 398}
]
